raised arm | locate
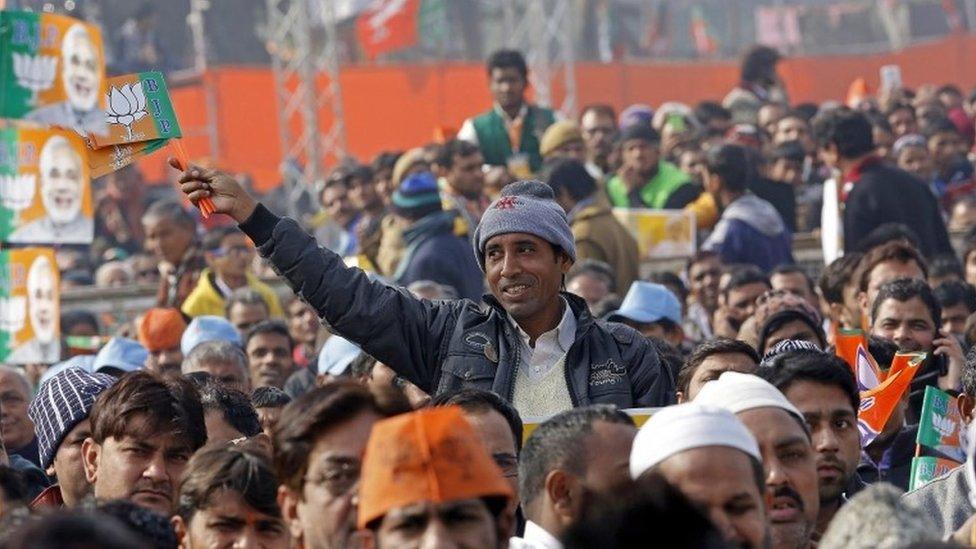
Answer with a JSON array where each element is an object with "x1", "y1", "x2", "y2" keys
[{"x1": 173, "y1": 159, "x2": 459, "y2": 391}]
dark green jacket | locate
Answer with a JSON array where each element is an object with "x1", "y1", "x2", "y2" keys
[{"x1": 472, "y1": 105, "x2": 555, "y2": 172}]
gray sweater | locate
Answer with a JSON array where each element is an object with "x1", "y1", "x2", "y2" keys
[{"x1": 901, "y1": 466, "x2": 971, "y2": 538}]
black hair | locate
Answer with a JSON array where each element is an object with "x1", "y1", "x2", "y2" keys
[
  {"x1": 767, "y1": 140, "x2": 806, "y2": 163},
  {"x1": 758, "y1": 349, "x2": 859, "y2": 413},
  {"x1": 938, "y1": 84, "x2": 963, "y2": 98},
  {"x1": 885, "y1": 102, "x2": 917, "y2": 120},
  {"x1": 60, "y1": 310, "x2": 100, "y2": 335},
  {"x1": 519, "y1": 405, "x2": 635, "y2": 506},
  {"x1": 684, "y1": 250, "x2": 720, "y2": 276},
  {"x1": 250, "y1": 386, "x2": 292, "y2": 409},
  {"x1": 1, "y1": 510, "x2": 144, "y2": 549},
  {"x1": 567, "y1": 259, "x2": 616, "y2": 293},
  {"x1": 580, "y1": 104, "x2": 617, "y2": 122},
  {"x1": 202, "y1": 225, "x2": 245, "y2": 252},
  {"x1": 430, "y1": 389, "x2": 525, "y2": 453},
  {"x1": 544, "y1": 159, "x2": 597, "y2": 203},
  {"x1": 722, "y1": 265, "x2": 770, "y2": 297},
  {"x1": 677, "y1": 337, "x2": 760, "y2": 395},
  {"x1": 243, "y1": 320, "x2": 295, "y2": 353},
  {"x1": 923, "y1": 116, "x2": 960, "y2": 140},
  {"x1": 199, "y1": 382, "x2": 263, "y2": 438},
  {"x1": 934, "y1": 280, "x2": 976, "y2": 313},
  {"x1": 433, "y1": 139, "x2": 481, "y2": 170},
  {"x1": 647, "y1": 271, "x2": 689, "y2": 304},
  {"x1": 96, "y1": 499, "x2": 179, "y2": 549},
  {"x1": 647, "y1": 337, "x2": 683, "y2": 383},
  {"x1": 771, "y1": 264, "x2": 816, "y2": 296},
  {"x1": 867, "y1": 335, "x2": 899, "y2": 370},
  {"x1": 930, "y1": 255, "x2": 965, "y2": 282},
  {"x1": 562, "y1": 473, "x2": 727, "y2": 549},
  {"x1": 0, "y1": 466, "x2": 28, "y2": 506},
  {"x1": 704, "y1": 143, "x2": 752, "y2": 193},
  {"x1": 812, "y1": 108, "x2": 875, "y2": 159},
  {"x1": 741, "y1": 45, "x2": 781, "y2": 83},
  {"x1": 486, "y1": 49, "x2": 528, "y2": 80},
  {"x1": 866, "y1": 111, "x2": 893, "y2": 134},
  {"x1": 141, "y1": 200, "x2": 196, "y2": 232},
  {"x1": 819, "y1": 253, "x2": 863, "y2": 305},
  {"x1": 371, "y1": 151, "x2": 402, "y2": 173},
  {"x1": 693, "y1": 101, "x2": 731, "y2": 124},
  {"x1": 793, "y1": 103, "x2": 819, "y2": 122},
  {"x1": 855, "y1": 223, "x2": 922, "y2": 255},
  {"x1": 870, "y1": 278, "x2": 941, "y2": 328}
]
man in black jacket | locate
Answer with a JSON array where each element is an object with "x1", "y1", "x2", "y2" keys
[
  {"x1": 172, "y1": 159, "x2": 674, "y2": 417},
  {"x1": 813, "y1": 108, "x2": 952, "y2": 258}
]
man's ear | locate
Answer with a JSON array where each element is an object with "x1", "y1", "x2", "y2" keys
[
  {"x1": 858, "y1": 291, "x2": 870, "y2": 324},
  {"x1": 81, "y1": 437, "x2": 99, "y2": 484},
  {"x1": 171, "y1": 515, "x2": 189, "y2": 549},
  {"x1": 545, "y1": 470, "x2": 576, "y2": 526},
  {"x1": 958, "y1": 393, "x2": 975, "y2": 424},
  {"x1": 278, "y1": 485, "x2": 304, "y2": 542}
]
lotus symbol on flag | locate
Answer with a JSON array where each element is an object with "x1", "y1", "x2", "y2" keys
[
  {"x1": 0, "y1": 296, "x2": 27, "y2": 333},
  {"x1": 932, "y1": 413, "x2": 957, "y2": 438},
  {"x1": 105, "y1": 82, "x2": 148, "y2": 141},
  {"x1": 12, "y1": 53, "x2": 58, "y2": 106},
  {"x1": 0, "y1": 174, "x2": 36, "y2": 212}
]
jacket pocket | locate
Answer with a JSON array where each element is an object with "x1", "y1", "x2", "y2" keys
[{"x1": 436, "y1": 354, "x2": 497, "y2": 394}]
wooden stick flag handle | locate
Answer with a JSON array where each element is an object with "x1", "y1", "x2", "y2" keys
[{"x1": 171, "y1": 139, "x2": 215, "y2": 219}]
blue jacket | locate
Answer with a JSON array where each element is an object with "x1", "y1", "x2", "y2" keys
[
  {"x1": 702, "y1": 193, "x2": 794, "y2": 273},
  {"x1": 239, "y1": 204, "x2": 675, "y2": 409},
  {"x1": 394, "y1": 211, "x2": 484, "y2": 301}
]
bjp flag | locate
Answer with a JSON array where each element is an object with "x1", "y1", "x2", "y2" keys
[
  {"x1": 834, "y1": 329, "x2": 884, "y2": 391},
  {"x1": 356, "y1": 0, "x2": 421, "y2": 60},
  {"x1": 857, "y1": 352, "x2": 925, "y2": 447}
]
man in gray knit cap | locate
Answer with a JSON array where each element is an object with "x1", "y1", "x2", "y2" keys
[
  {"x1": 27, "y1": 366, "x2": 116, "y2": 508},
  {"x1": 175, "y1": 160, "x2": 675, "y2": 416}
]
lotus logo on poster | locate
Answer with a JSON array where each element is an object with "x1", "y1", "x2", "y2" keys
[
  {"x1": 12, "y1": 53, "x2": 58, "y2": 106},
  {"x1": 0, "y1": 174, "x2": 36, "y2": 212},
  {"x1": 0, "y1": 296, "x2": 27, "y2": 333}
]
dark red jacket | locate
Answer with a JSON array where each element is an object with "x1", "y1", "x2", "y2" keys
[{"x1": 30, "y1": 484, "x2": 64, "y2": 509}]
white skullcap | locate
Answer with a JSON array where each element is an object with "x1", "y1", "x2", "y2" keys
[
  {"x1": 694, "y1": 371, "x2": 804, "y2": 421},
  {"x1": 630, "y1": 403, "x2": 761, "y2": 480}
]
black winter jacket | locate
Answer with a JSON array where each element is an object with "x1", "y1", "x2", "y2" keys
[{"x1": 240, "y1": 204, "x2": 675, "y2": 408}]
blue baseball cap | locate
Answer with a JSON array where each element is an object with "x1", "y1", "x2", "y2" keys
[
  {"x1": 181, "y1": 316, "x2": 242, "y2": 355},
  {"x1": 93, "y1": 337, "x2": 148, "y2": 374},
  {"x1": 39, "y1": 354, "x2": 95, "y2": 386},
  {"x1": 607, "y1": 282, "x2": 682, "y2": 325}
]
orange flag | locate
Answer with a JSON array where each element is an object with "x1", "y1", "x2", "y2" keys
[
  {"x1": 834, "y1": 329, "x2": 885, "y2": 391},
  {"x1": 858, "y1": 352, "x2": 925, "y2": 447}
]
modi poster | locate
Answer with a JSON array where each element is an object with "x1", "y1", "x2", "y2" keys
[
  {"x1": 0, "y1": 247, "x2": 60, "y2": 364},
  {"x1": 0, "y1": 11, "x2": 107, "y2": 136},
  {"x1": 0, "y1": 121, "x2": 93, "y2": 244},
  {"x1": 612, "y1": 208, "x2": 696, "y2": 260}
]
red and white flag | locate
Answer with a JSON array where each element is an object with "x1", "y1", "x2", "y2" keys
[{"x1": 356, "y1": 0, "x2": 421, "y2": 60}]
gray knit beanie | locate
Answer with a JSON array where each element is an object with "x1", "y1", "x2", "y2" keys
[{"x1": 473, "y1": 180, "x2": 576, "y2": 271}]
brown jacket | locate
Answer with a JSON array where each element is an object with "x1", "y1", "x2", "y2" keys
[{"x1": 571, "y1": 202, "x2": 640, "y2": 294}]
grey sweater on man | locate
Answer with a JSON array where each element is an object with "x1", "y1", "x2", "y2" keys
[{"x1": 902, "y1": 466, "x2": 971, "y2": 538}]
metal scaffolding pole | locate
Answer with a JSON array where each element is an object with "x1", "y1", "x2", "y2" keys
[
  {"x1": 504, "y1": 0, "x2": 577, "y2": 119},
  {"x1": 265, "y1": 0, "x2": 346, "y2": 189}
]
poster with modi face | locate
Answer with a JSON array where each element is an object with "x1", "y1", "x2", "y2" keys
[
  {"x1": 0, "y1": 11, "x2": 107, "y2": 137},
  {"x1": 0, "y1": 247, "x2": 60, "y2": 364},
  {"x1": 0, "y1": 121, "x2": 93, "y2": 244}
]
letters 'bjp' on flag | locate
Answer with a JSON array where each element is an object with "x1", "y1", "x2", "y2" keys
[
  {"x1": 857, "y1": 352, "x2": 925, "y2": 448},
  {"x1": 356, "y1": 0, "x2": 421, "y2": 60}
]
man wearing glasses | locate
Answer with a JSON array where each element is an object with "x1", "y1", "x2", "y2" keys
[
  {"x1": 181, "y1": 226, "x2": 283, "y2": 319},
  {"x1": 273, "y1": 380, "x2": 409, "y2": 549}
]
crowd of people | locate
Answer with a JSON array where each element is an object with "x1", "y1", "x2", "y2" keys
[{"x1": 5, "y1": 43, "x2": 976, "y2": 547}]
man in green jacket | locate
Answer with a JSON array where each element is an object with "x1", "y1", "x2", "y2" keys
[
  {"x1": 606, "y1": 124, "x2": 701, "y2": 210},
  {"x1": 458, "y1": 49, "x2": 556, "y2": 177}
]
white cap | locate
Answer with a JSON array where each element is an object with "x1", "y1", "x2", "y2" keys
[
  {"x1": 694, "y1": 371, "x2": 803, "y2": 421},
  {"x1": 630, "y1": 403, "x2": 761, "y2": 480}
]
